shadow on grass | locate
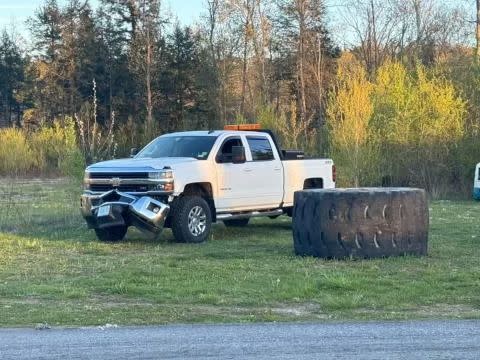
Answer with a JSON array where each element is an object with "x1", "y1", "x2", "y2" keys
[
  {"x1": 0, "y1": 178, "x2": 294, "y2": 247},
  {"x1": 0, "y1": 210, "x2": 293, "y2": 248}
]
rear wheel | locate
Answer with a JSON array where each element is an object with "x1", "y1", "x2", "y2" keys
[
  {"x1": 223, "y1": 218, "x2": 250, "y2": 227},
  {"x1": 172, "y1": 196, "x2": 212, "y2": 243},
  {"x1": 95, "y1": 226, "x2": 127, "y2": 242},
  {"x1": 284, "y1": 207, "x2": 293, "y2": 217}
]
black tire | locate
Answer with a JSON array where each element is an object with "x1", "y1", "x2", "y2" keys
[
  {"x1": 172, "y1": 196, "x2": 212, "y2": 243},
  {"x1": 284, "y1": 207, "x2": 293, "y2": 217},
  {"x1": 293, "y1": 188, "x2": 429, "y2": 259},
  {"x1": 95, "y1": 226, "x2": 128, "y2": 242},
  {"x1": 223, "y1": 218, "x2": 250, "y2": 227}
]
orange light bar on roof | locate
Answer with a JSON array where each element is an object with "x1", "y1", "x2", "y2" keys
[{"x1": 224, "y1": 124, "x2": 261, "y2": 131}]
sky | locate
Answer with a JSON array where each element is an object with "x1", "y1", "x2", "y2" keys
[
  {"x1": 0, "y1": 0, "x2": 474, "y2": 47},
  {"x1": 0, "y1": 0, "x2": 204, "y2": 38}
]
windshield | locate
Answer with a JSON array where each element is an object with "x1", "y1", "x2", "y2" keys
[{"x1": 136, "y1": 135, "x2": 218, "y2": 160}]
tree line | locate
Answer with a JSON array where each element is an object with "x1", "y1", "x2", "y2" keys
[
  {"x1": 0, "y1": 0, "x2": 340, "y2": 136},
  {"x1": 0, "y1": 0, "x2": 479, "y2": 196}
]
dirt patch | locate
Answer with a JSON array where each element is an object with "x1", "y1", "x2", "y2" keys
[
  {"x1": 352, "y1": 304, "x2": 480, "y2": 319},
  {"x1": 0, "y1": 177, "x2": 70, "y2": 186}
]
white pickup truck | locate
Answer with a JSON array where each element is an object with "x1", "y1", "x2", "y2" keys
[{"x1": 81, "y1": 125, "x2": 335, "y2": 243}]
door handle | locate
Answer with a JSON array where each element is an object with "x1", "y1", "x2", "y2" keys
[
  {"x1": 244, "y1": 168, "x2": 252, "y2": 172},
  {"x1": 274, "y1": 167, "x2": 281, "y2": 171}
]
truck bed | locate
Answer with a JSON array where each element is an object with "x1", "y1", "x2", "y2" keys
[{"x1": 282, "y1": 158, "x2": 335, "y2": 206}]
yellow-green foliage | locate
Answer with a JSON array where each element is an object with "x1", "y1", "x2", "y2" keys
[
  {"x1": 258, "y1": 103, "x2": 316, "y2": 153},
  {"x1": 0, "y1": 128, "x2": 37, "y2": 175},
  {"x1": 257, "y1": 105, "x2": 276, "y2": 131},
  {"x1": 75, "y1": 102, "x2": 116, "y2": 164},
  {"x1": 434, "y1": 57, "x2": 480, "y2": 195},
  {"x1": 327, "y1": 56, "x2": 467, "y2": 195},
  {"x1": 0, "y1": 119, "x2": 84, "y2": 177},
  {"x1": 326, "y1": 53, "x2": 377, "y2": 187},
  {"x1": 113, "y1": 116, "x2": 146, "y2": 158},
  {"x1": 373, "y1": 61, "x2": 465, "y2": 145},
  {"x1": 372, "y1": 61, "x2": 466, "y2": 195},
  {"x1": 31, "y1": 117, "x2": 83, "y2": 175}
]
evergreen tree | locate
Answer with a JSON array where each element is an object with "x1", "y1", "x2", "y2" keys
[
  {"x1": 159, "y1": 26, "x2": 215, "y2": 131},
  {"x1": 28, "y1": 0, "x2": 62, "y2": 61},
  {"x1": 275, "y1": 0, "x2": 339, "y2": 123},
  {"x1": 0, "y1": 30, "x2": 25, "y2": 126},
  {"x1": 96, "y1": 4, "x2": 136, "y2": 125}
]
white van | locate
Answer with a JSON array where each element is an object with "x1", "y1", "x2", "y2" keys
[{"x1": 474, "y1": 163, "x2": 480, "y2": 200}]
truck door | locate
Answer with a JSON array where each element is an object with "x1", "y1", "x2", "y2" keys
[
  {"x1": 244, "y1": 135, "x2": 284, "y2": 208},
  {"x1": 215, "y1": 136, "x2": 255, "y2": 211}
]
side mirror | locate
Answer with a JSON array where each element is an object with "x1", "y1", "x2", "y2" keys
[
  {"x1": 232, "y1": 146, "x2": 246, "y2": 164},
  {"x1": 130, "y1": 147, "x2": 138, "y2": 158}
]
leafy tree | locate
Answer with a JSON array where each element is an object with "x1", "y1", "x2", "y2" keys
[
  {"x1": 275, "y1": 0, "x2": 338, "y2": 124},
  {"x1": 326, "y1": 52, "x2": 375, "y2": 187},
  {"x1": 372, "y1": 60, "x2": 466, "y2": 194}
]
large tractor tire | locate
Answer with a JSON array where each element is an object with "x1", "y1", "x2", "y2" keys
[{"x1": 292, "y1": 188, "x2": 428, "y2": 259}]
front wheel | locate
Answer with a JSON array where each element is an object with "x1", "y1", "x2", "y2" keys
[
  {"x1": 95, "y1": 226, "x2": 127, "y2": 242},
  {"x1": 172, "y1": 196, "x2": 212, "y2": 243}
]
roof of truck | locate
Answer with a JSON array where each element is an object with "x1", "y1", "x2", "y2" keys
[{"x1": 161, "y1": 130, "x2": 270, "y2": 137}]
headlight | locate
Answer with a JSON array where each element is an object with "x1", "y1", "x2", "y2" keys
[
  {"x1": 154, "y1": 183, "x2": 174, "y2": 191},
  {"x1": 149, "y1": 170, "x2": 174, "y2": 192},
  {"x1": 149, "y1": 170, "x2": 174, "y2": 180}
]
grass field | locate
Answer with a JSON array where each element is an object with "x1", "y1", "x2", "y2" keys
[{"x1": 0, "y1": 178, "x2": 479, "y2": 327}]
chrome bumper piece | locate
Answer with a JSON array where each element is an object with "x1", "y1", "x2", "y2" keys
[{"x1": 80, "y1": 190, "x2": 170, "y2": 234}]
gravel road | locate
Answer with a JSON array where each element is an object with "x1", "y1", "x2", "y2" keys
[{"x1": 1, "y1": 320, "x2": 479, "y2": 359}]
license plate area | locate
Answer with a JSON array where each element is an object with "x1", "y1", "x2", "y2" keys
[{"x1": 97, "y1": 205, "x2": 111, "y2": 217}]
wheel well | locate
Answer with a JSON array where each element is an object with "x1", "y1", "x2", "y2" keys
[
  {"x1": 303, "y1": 178, "x2": 323, "y2": 189},
  {"x1": 183, "y1": 182, "x2": 213, "y2": 197},
  {"x1": 182, "y1": 183, "x2": 216, "y2": 221}
]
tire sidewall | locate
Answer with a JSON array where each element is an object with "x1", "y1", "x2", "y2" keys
[
  {"x1": 293, "y1": 188, "x2": 429, "y2": 259},
  {"x1": 173, "y1": 196, "x2": 212, "y2": 243},
  {"x1": 95, "y1": 226, "x2": 127, "y2": 242}
]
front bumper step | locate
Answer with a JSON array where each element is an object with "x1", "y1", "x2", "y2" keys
[{"x1": 81, "y1": 190, "x2": 170, "y2": 234}]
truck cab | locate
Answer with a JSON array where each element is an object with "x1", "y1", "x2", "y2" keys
[{"x1": 81, "y1": 125, "x2": 335, "y2": 243}]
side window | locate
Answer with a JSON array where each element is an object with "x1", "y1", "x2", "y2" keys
[
  {"x1": 247, "y1": 137, "x2": 274, "y2": 161},
  {"x1": 217, "y1": 137, "x2": 243, "y2": 163}
]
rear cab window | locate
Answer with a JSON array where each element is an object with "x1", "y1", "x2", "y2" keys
[{"x1": 246, "y1": 136, "x2": 275, "y2": 161}]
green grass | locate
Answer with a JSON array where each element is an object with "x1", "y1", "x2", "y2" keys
[{"x1": 0, "y1": 178, "x2": 479, "y2": 327}]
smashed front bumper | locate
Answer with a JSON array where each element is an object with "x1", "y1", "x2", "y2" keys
[{"x1": 80, "y1": 190, "x2": 170, "y2": 234}]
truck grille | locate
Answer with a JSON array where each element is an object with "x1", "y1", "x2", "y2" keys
[
  {"x1": 88, "y1": 172, "x2": 151, "y2": 193},
  {"x1": 90, "y1": 184, "x2": 151, "y2": 193},
  {"x1": 89, "y1": 172, "x2": 149, "y2": 179}
]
